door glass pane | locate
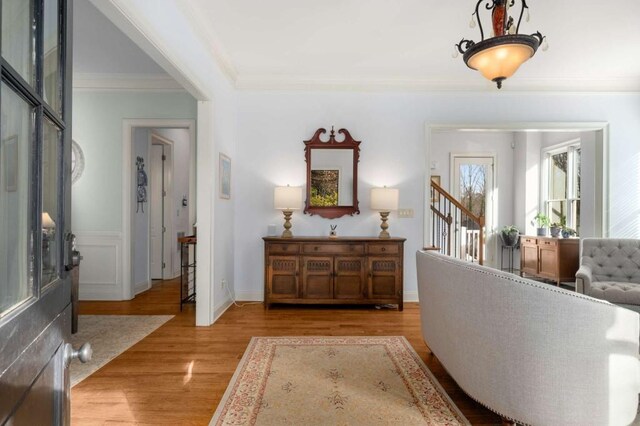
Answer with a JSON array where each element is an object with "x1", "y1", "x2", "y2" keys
[
  {"x1": 42, "y1": 120, "x2": 61, "y2": 286},
  {"x1": 458, "y1": 163, "x2": 487, "y2": 219},
  {"x1": 0, "y1": 83, "x2": 35, "y2": 316},
  {"x1": 43, "y1": 0, "x2": 61, "y2": 114},
  {"x1": 2, "y1": 0, "x2": 35, "y2": 85}
]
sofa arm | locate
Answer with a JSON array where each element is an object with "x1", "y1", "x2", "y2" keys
[{"x1": 575, "y1": 265, "x2": 593, "y2": 294}]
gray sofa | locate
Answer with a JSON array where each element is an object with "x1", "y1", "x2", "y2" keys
[
  {"x1": 417, "y1": 250, "x2": 640, "y2": 425},
  {"x1": 576, "y1": 238, "x2": 640, "y2": 311}
]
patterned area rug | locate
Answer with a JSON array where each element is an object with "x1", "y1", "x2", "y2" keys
[
  {"x1": 70, "y1": 315, "x2": 173, "y2": 387},
  {"x1": 211, "y1": 336, "x2": 469, "y2": 425}
]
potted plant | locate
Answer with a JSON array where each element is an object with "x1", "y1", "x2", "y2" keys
[
  {"x1": 501, "y1": 225, "x2": 520, "y2": 247},
  {"x1": 561, "y1": 227, "x2": 576, "y2": 238},
  {"x1": 549, "y1": 222, "x2": 562, "y2": 238},
  {"x1": 532, "y1": 213, "x2": 550, "y2": 237}
]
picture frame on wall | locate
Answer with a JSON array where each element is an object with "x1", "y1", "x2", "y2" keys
[
  {"x1": 219, "y1": 153, "x2": 231, "y2": 199},
  {"x1": 4, "y1": 135, "x2": 18, "y2": 192}
]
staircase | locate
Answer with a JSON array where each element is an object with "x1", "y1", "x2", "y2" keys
[{"x1": 429, "y1": 179, "x2": 485, "y2": 265}]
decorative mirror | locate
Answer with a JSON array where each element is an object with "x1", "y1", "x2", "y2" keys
[{"x1": 304, "y1": 127, "x2": 360, "y2": 219}]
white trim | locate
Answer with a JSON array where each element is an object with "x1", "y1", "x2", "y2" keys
[
  {"x1": 150, "y1": 132, "x2": 176, "y2": 281},
  {"x1": 404, "y1": 291, "x2": 419, "y2": 303},
  {"x1": 176, "y1": 2, "x2": 238, "y2": 85},
  {"x1": 233, "y1": 291, "x2": 264, "y2": 302},
  {"x1": 72, "y1": 73, "x2": 185, "y2": 92},
  {"x1": 76, "y1": 232, "x2": 123, "y2": 301},
  {"x1": 424, "y1": 122, "x2": 610, "y2": 249},
  {"x1": 235, "y1": 75, "x2": 640, "y2": 93},
  {"x1": 88, "y1": 0, "x2": 209, "y2": 100},
  {"x1": 134, "y1": 280, "x2": 151, "y2": 295},
  {"x1": 122, "y1": 119, "x2": 196, "y2": 301},
  {"x1": 213, "y1": 298, "x2": 234, "y2": 323}
]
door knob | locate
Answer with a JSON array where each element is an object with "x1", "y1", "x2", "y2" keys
[{"x1": 64, "y1": 342, "x2": 92, "y2": 367}]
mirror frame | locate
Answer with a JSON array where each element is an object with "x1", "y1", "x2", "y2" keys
[{"x1": 304, "y1": 127, "x2": 360, "y2": 219}]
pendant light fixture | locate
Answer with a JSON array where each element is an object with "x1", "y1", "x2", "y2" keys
[{"x1": 454, "y1": 0, "x2": 547, "y2": 89}]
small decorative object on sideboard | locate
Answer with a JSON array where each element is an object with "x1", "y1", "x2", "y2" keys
[
  {"x1": 329, "y1": 225, "x2": 338, "y2": 239},
  {"x1": 500, "y1": 225, "x2": 519, "y2": 247},
  {"x1": 532, "y1": 212, "x2": 550, "y2": 237},
  {"x1": 562, "y1": 227, "x2": 577, "y2": 239},
  {"x1": 549, "y1": 222, "x2": 562, "y2": 238}
]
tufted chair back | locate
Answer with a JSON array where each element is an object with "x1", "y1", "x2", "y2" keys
[{"x1": 581, "y1": 238, "x2": 640, "y2": 283}]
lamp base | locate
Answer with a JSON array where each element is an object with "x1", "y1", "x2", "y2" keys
[
  {"x1": 281, "y1": 210, "x2": 294, "y2": 238},
  {"x1": 378, "y1": 211, "x2": 391, "y2": 239}
]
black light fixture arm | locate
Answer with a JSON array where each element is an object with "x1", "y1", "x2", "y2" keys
[{"x1": 516, "y1": 0, "x2": 529, "y2": 34}]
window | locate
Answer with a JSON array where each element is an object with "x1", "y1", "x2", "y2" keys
[{"x1": 543, "y1": 141, "x2": 581, "y2": 234}]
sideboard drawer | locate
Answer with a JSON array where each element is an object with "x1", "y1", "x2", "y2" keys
[
  {"x1": 539, "y1": 239, "x2": 558, "y2": 247},
  {"x1": 302, "y1": 243, "x2": 364, "y2": 255},
  {"x1": 367, "y1": 243, "x2": 400, "y2": 255},
  {"x1": 269, "y1": 243, "x2": 300, "y2": 254},
  {"x1": 522, "y1": 237, "x2": 537, "y2": 245}
]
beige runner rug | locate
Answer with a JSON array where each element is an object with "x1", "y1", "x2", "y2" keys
[{"x1": 211, "y1": 336, "x2": 469, "y2": 425}]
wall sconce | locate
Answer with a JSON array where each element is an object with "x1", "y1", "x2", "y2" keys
[
  {"x1": 274, "y1": 185, "x2": 303, "y2": 238},
  {"x1": 370, "y1": 187, "x2": 399, "y2": 239}
]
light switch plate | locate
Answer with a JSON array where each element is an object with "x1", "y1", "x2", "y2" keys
[{"x1": 398, "y1": 209, "x2": 414, "y2": 218}]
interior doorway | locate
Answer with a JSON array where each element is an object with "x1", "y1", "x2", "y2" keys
[{"x1": 131, "y1": 125, "x2": 194, "y2": 297}]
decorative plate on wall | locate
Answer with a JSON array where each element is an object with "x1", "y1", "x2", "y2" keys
[{"x1": 71, "y1": 140, "x2": 85, "y2": 184}]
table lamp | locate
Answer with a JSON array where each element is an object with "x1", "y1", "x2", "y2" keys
[
  {"x1": 370, "y1": 187, "x2": 399, "y2": 239},
  {"x1": 274, "y1": 185, "x2": 302, "y2": 238}
]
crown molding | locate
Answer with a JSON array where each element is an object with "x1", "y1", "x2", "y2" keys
[
  {"x1": 73, "y1": 73, "x2": 186, "y2": 92},
  {"x1": 176, "y1": 1, "x2": 238, "y2": 85},
  {"x1": 235, "y1": 75, "x2": 640, "y2": 93}
]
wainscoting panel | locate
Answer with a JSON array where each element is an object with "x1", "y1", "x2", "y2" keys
[{"x1": 76, "y1": 232, "x2": 123, "y2": 300}]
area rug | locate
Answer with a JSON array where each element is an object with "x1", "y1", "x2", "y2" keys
[
  {"x1": 211, "y1": 336, "x2": 469, "y2": 425},
  {"x1": 70, "y1": 315, "x2": 173, "y2": 387}
]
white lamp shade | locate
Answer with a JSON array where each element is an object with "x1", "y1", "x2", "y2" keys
[
  {"x1": 370, "y1": 187, "x2": 399, "y2": 211},
  {"x1": 274, "y1": 186, "x2": 302, "y2": 210},
  {"x1": 42, "y1": 212, "x2": 56, "y2": 229}
]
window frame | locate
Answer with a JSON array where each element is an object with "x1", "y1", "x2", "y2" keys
[{"x1": 541, "y1": 139, "x2": 581, "y2": 233}]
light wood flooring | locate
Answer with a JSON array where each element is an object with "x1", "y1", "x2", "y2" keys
[{"x1": 72, "y1": 278, "x2": 501, "y2": 425}]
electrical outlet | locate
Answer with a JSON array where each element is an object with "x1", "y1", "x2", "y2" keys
[{"x1": 398, "y1": 209, "x2": 414, "y2": 218}]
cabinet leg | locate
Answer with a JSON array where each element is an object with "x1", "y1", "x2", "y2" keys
[{"x1": 398, "y1": 301, "x2": 403, "y2": 311}]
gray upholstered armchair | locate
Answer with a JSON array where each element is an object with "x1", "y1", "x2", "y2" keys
[{"x1": 576, "y1": 238, "x2": 640, "y2": 309}]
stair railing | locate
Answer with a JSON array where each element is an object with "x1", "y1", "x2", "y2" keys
[{"x1": 429, "y1": 179, "x2": 485, "y2": 265}]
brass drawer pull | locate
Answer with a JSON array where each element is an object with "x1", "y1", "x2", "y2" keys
[{"x1": 381, "y1": 247, "x2": 386, "y2": 252}]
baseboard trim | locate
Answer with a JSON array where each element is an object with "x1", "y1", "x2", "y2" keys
[
  {"x1": 134, "y1": 280, "x2": 151, "y2": 295},
  {"x1": 234, "y1": 291, "x2": 264, "y2": 302},
  {"x1": 213, "y1": 297, "x2": 234, "y2": 323},
  {"x1": 404, "y1": 291, "x2": 419, "y2": 302}
]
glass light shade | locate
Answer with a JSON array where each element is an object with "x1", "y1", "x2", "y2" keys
[
  {"x1": 42, "y1": 212, "x2": 56, "y2": 229},
  {"x1": 467, "y1": 43, "x2": 534, "y2": 82},
  {"x1": 274, "y1": 186, "x2": 302, "y2": 211},
  {"x1": 370, "y1": 187, "x2": 399, "y2": 212}
]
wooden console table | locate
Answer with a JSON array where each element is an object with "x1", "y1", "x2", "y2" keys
[
  {"x1": 520, "y1": 236, "x2": 579, "y2": 285},
  {"x1": 263, "y1": 237, "x2": 406, "y2": 310}
]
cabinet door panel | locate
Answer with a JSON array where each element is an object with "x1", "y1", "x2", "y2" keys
[
  {"x1": 335, "y1": 257, "x2": 365, "y2": 299},
  {"x1": 368, "y1": 257, "x2": 400, "y2": 298},
  {"x1": 302, "y1": 257, "x2": 333, "y2": 298},
  {"x1": 521, "y1": 244, "x2": 539, "y2": 275},
  {"x1": 268, "y1": 256, "x2": 299, "y2": 298},
  {"x1": 538, "y1": 247, "x2": 558, "y2": 279}
]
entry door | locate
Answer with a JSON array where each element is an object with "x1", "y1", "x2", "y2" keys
[
  {"x1": 150, "y1": 144, "x2": 165, "y2": 279},
  {"x1": 452, "y1": 156, "x2": 494, "y2": 262},
  {"x1": 0, "y1": 1, "x2": 84, "y2": 424}
]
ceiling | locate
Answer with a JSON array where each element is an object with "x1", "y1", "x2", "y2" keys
[
  {"x1": 186, "y1": 0, "x2": 640, "y2": 90},
  {"x1": 73, "y1": 0, "x2": 640, "y2": 91},
  {"x1": 73, "y1": 0, "x2": 168, "y2": 76}
]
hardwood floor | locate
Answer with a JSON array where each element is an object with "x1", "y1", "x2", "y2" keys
[{"x1": 72, "y1": 278, "x2": 501, "y2": 425}]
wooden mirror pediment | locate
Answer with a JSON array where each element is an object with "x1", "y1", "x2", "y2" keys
[{"x1": 304, "y1": 127, "x2": 360, "y2": 219}]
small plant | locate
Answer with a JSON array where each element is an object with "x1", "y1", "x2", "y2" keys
[
  {"x1": 532, "y1": 213, "x2": 550, "y2": 228},
  {"x1": 561, "y1": 227, "x2": 577, "y2": 238},
  {"x1": 501, "y1": 225, "x2": 520, "y2": 246}
]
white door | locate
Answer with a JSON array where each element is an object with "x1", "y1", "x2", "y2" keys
[
  {"x1": 150, "y1": 144, "x2": 165, "y2": 279},
  {"x1": 452, "y1": 156, "x2": 495, "y2": 264}
]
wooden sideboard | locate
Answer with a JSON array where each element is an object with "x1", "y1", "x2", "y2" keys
[
  {"x1": 520, "y1": 236, "x2": 579, "y2": 285},
  {"x1": 263, "y1": 237, "x2": 406, "y2": 310}
]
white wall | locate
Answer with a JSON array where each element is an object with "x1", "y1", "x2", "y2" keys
[
  {"x1": 72, "y1": 91, "x2": 197, "y2": 300},
  {"x1": 235, "y1": 91, "x2": 640, "y2": 302}
]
